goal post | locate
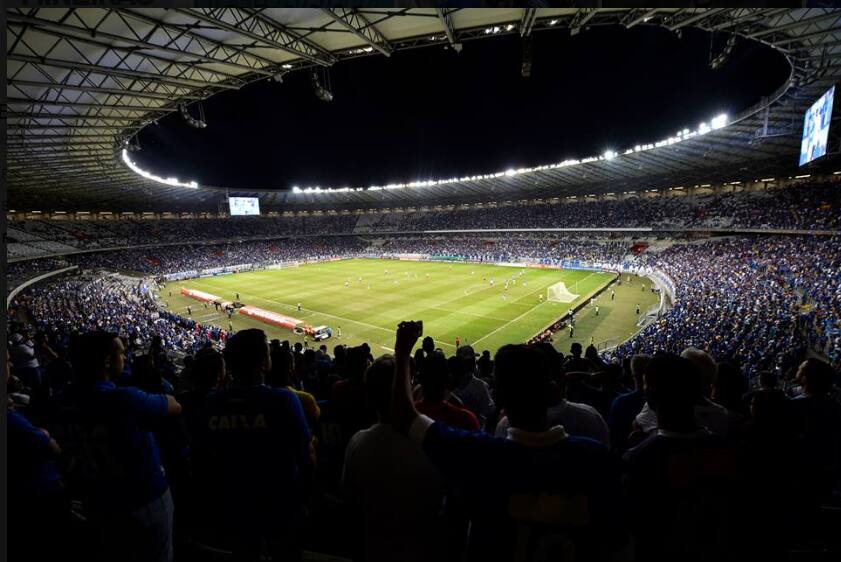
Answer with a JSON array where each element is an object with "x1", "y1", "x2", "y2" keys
[{"x1": 546, "y1": 281, "x2": 578, "y2": 303}]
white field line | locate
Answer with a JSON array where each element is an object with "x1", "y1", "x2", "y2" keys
[
  {"x1": 472, "y1": 300, "x2": 547, "y2": 346},
  {"x1": 190, "y1": 279, "x2": 457, "y2": 349},
  {"x1": 472, "y1": 271, "x2": 602, "y2": 346}
]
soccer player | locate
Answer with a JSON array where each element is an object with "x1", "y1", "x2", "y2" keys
[
  {"x1": 235, "y1": 292, "x2": 240, "y2": 301},
  {"x1": 569, "y1": 324, "x2": 574, "y2": 338},
  {"x1": 345, "y1": 280, "x2": 350, "y2": 288},
  {"x1": 595, "y1": 305, "x2": 600, "y2": 316},
  {"x1": 297, "y1": 303, "x2": 302, "y2": 312},
  {"x1": 590, "y1": 298, "x2": 595, "y2": 307},
  {"x1": 636, "y1": 303, "x2": 640, "y2": 314},
  {"x1": 490, "y1": 279, "x2": 494, "y2": 287},
  {"x1": 641, "y1": 284, "x2": 645, "y2": 292},
  {"x1": 337, "y1": 326, "x2": 342, "y2": 339},
  {"x1": 187, "y1": 305, "x2": 192, "y2": 316},
  {"x1": 358, "y1": 277, "x2": 362, "y2": 283},
  {"x1": 455, "y1": 336, "x2": 461, "y2": 348},
  {"x1": 611, "y1": 289, "x2": 615, "y2": 300},
  {"x1": 539, "y1": 294, "x2": 544, "y2": 303}
]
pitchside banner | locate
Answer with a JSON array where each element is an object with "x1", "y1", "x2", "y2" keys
[{"x1": 238, "y1": 306, "x2": 303, "y2": 330}]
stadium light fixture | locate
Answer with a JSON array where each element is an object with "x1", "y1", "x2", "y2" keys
[
  {"x1": 760, "y1": 178, "x2": 776, "y2": 182},
  {"x1": 794, "y1": 174, "x2": 811, "y2": 179},
  {"x1": 178, "y1": 102, "x2": 207, "y2": 129},
  {"x1": 549, "y1": 20, "x2": 558, "y2": 25},
  {"x1": 603, "y1": 150, "x2": 617, "y2": 160},
  {"x1": 711, "y1": 113, "x2": 728, "y2": 129},
  {"x1": 122, "y1": 149, "x2": 199, "y2": 189}
]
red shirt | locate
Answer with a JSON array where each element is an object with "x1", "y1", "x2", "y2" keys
[{"x1": 416, "y1": 400, "x2": 480, "y2": 431}]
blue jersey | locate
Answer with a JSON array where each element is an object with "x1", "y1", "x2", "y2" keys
[
  {"x1": 74, "y1": 381, "x2": 171, "y2": 512},
  {"x1": 7, "y1": 410, "x2": 63, "y2": 500},
  {"x1": 421, "y1": 422, "x2": 627, "y2": 562},
  {"x1": 199, "y1": 385, "x2": 311, "y2": 521}
]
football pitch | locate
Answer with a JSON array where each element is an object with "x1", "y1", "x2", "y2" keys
[{"x1": 159, "y1": 258, "x2": 657, "y2": 355}]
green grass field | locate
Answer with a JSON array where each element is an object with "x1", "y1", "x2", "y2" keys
[{"x1": 158, "y1": 258, "x2": 657, "y2": 356}]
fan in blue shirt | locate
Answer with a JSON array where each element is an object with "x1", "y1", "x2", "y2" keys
[
  {"x1": 69, "y1": 331, "x2": 182, "y2": 562},
  {"x1": 198, "y1": 328, "x2": 312, "y2": 562},
  {"x1": 391, "y1": 321, "x2": 631, "y2": 562}
]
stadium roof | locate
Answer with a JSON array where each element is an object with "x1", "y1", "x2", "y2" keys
[{"x1": 7, "y1": 7, "x2": 841, "y2": 213}]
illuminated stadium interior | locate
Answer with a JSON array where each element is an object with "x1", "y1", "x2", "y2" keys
[{"x1": 6, "y1": 7, "x2": 841, "y2": 562}]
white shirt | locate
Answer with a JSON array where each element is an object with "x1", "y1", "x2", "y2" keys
[
  {"x1": 454, "y1": 374, "x2": 495, "y2": 421},
  {"x1": 495, "y1": 399, "x2": 610, "y2": 447},
  {"x1": 635, "y1": 399, "x2": 729, "y2": 436},
  {"x1": 342, "y1": 423, "x2": 447, "y2": 562}
]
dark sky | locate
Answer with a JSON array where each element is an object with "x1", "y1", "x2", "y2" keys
[{"x1": 134, "y1": 25, "x2": 790, "y2": 190}]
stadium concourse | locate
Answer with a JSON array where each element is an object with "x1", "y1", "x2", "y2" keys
[{"x1": 6, "y1": 5, "x2": 841, "y2": 562}]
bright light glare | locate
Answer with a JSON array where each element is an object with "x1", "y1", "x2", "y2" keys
[
  {"x1": 122, "y1": 150, "x2": 198, "y2": 189},
  {"x1": 711, "y1": 113, "x2": 728, "y2": 129}
]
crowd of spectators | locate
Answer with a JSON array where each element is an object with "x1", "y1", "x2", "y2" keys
[
  {"x1": 8, "y1": 316, "x2": 840, "y2": 561},
  {"x1": 10, "y1": 232, "x2": 841, "y2": 376},
  {"x1": 7, "y1": 179, "x2": 840, "y2": 260},
  {"x1": 69, "y1": 237, "x2": 369, "y2": 275},
  {"x1": 609, "y1": 235, "x2": 841, "y2": 374}
]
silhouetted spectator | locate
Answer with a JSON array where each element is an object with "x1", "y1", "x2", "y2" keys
[
  {"x1": 200, "y1": 328, "x2": 312, "y2": 561},
  {"x1": 343, "y1": 355, "x2": 447, "y2": 562},
  {"x1": 391, "y1": 323, "x2": 630, "y2": 561}
]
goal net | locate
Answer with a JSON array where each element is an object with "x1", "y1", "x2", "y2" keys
[{"x1": 546, "y1": 281, "x2": 577, "y2": 303}]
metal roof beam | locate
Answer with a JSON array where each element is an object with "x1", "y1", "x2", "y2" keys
[
  {"x1": 774, "y1": 26, "x2": 841, "y2": 45},
  {"x1": 520, "y1": 8, "x2": 538, "y2": 37},
  {"x1": 174, "y1": 8, "x2": 335, "y2": 66},
  {"x1": 668, "y1": 8, "x2": 729, "y2": 31},
  {"x1": 6, "y1": 97, "x2": 175, "y2": 112},
  {"x1": 323, "y1": 8, "x2": 393, "y2": 57},
  {"x1": 9, "y1": 11, "x2": 274, "y2": 77},
  {"x1": 8, "y1": 124, "x2": 142, "y2": 131},
  {"x1": 748, "y1": 11, "x2": 841, "y2": 39},
  {"x1": 8, "y1": 79, "x2": 202, "y2": 101},
  {"x1": 436, "y1": 8, "x2": 458, "y2": 47},
  {"x1": 6, "y1": 18, "x2": 245, "y2": 84},
  {"x1": 7, "y1": 54, "x2": 240, "y2": 91},
  {"x1": 7, "y1": 112, "x2": 148, "y2": 122},
  {"x1": 241, "y1": 8, "x2": 337, "y2": 65},
  {"x1": 625, "y1": 8, "x2": 660, "y2": 29},
  {"x1": 710, "y1": 8, "x2": 790, "y2": 31}
]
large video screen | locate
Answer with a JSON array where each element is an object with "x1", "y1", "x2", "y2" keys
[
  {"x1": 799, "y1": 85, "x2": 835, "y2": 166},
  {"x1": 229, "y1": 197, "x2": 260, "y2": 216}
]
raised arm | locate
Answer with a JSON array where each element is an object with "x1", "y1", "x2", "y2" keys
[{"x1": 391, "y1": 321, "x2": 422, "y2": 434}]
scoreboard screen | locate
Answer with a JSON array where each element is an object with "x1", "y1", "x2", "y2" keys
[
  {"x1": 229, "y1": 197, "x2": 260, "y2": 216},
  {"x1": 799, "y1": 85, "x2": 835, "y2": 166}
]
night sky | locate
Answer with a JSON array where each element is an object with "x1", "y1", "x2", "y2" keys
[{"x1": 134, "y1": 25, "x2": 790, "y2": 190}]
